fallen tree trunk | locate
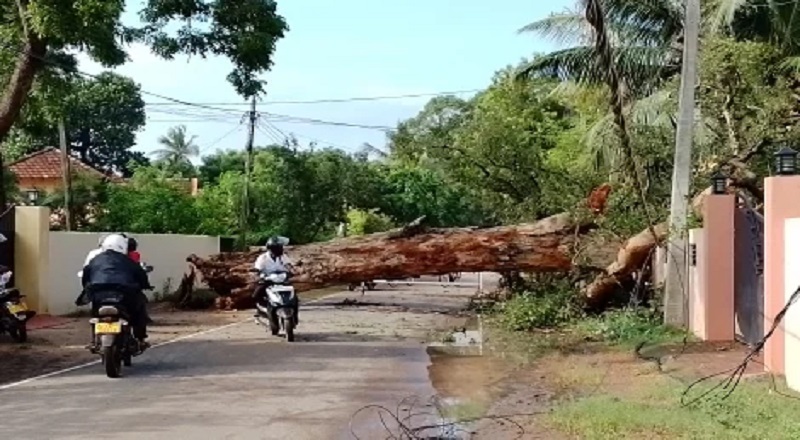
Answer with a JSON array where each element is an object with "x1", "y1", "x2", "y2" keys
[
  {"x1": 188, "y1": 212, "x2": 597, "y2": 309},
  {"x1": 583, "y1": 185, "x2": 734, "y2": 306}
]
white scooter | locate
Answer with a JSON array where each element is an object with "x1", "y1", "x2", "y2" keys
[{"x1": 252, "y1": 270, "x2": 298, "y2": 342}]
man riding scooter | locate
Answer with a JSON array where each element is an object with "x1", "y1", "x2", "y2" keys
[{"x1": 252, "y1": 236, "x2": 298, "y2": 324}]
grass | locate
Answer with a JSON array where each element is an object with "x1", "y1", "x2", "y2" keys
[{"x1": 548, "y1": 375, "x2": 800, "y2": 439}]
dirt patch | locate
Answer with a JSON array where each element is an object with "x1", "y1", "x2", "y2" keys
[
  {"x1": 0, "y1": 308, "x2": 243, "y2": 385},
  {"x1": 445, "y1": 329, "x2": 772, "y2": 439}
]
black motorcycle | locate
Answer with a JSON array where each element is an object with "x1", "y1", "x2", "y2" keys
[
  {"x1": 89, "y1": 292, "x2": 142, "y2": 378},
  {"x1": 0, "y1": 271, "x2": 35, "y2": 343},
  {"x1": 88, "y1": 266, "x2": 154, "y2": 378}
]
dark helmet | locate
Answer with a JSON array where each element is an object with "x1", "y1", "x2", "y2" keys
[
  {"x1": 127, "y1": 236, "x2": 138, "y2": 252},
  {"x1": 265, "y1": 236, "x2": 284, "y2": 255}
]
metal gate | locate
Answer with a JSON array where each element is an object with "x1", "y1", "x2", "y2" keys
[
  {"x1": 0, "y1": 206, "x2": 15, "y2": 287},
  {"x1": 734, "y1": 206, "x2": 763, "y2": 345}
]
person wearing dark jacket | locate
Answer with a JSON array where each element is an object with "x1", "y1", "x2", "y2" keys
[
  {"x1": 126, "y1": 236, "x2": 154, "y2": 325},
  {"x1": 80, "y1": 234, "x2": 151, "y2": 346}
]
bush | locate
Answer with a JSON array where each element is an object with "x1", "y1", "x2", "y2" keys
[
  {"x1": 577, "y1": 307, "x2": 686, "y2": 345},
  {"x1": 498, "y1": 278, "x2": 583, "y2": 331}
]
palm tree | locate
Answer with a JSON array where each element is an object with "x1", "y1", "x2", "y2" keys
[
  {"x1": 709, "y1": 0, "x2": 800, "y2": 69},
  {"x1": 517, "y1": 0, "x2": 685, "y2": 99},
  {"x1": 152, "y1": 125, "x2": 200, "y2": 167}
]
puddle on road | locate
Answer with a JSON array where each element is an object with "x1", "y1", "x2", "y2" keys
[{"x1": 423, "y1": 316, "x2": 515, "y2": 438}]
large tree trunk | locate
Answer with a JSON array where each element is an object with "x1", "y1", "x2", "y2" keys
[
  {"x1": 188, "y1": 213, "x2": 597, "y2": 309},
  {"x1": 583, "y1": 186, "x2": 722, "y2": 307},
  {"x1": 0, "y1": 8, "x2": 48, "y2": 208}
]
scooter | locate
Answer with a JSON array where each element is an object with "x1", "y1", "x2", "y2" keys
[
  {"x1": 0, "y1": 270, "x2": 35, "y2": 342},
  {"x1": 252, "y1": 269, "x2": 298, "y2": 342}
]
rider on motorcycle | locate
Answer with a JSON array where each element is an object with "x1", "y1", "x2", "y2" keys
[
  {"x1": 252, "y1": 236, "x2": 297, "y2": 322},
  {"x1": 126, "y1": 236, "x2": 154, "y2": 325},
  {"x1": 80, "y1": 234, "x2": 151, "y2": 348}
]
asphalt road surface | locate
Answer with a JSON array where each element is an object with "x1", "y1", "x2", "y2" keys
[{"x1": 0, "y1": 277, "x2": 477, "y2": 440}]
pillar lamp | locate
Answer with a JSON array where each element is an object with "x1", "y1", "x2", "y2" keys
[
  {"x1": 710, "y1": 170, "x2": 727, "y2": 195},
  {"x1": 774, "y1": 146, "x2": 798, "y2": 176}
]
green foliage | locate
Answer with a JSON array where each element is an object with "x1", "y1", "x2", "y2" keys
[
  {"x1": 550, "y1": 375, "x2": 800, "y2": 439},
  {"x1": 199, "y1": 149, "x2": 248, "y2": 185},
  {"x1": 94, "y1": 167, "x2": 198, "y2": 234},
  {"x1": 6, "y1": 0, "x2": 288, "y2": 98},
  {"x1": 497, "y1": 278, "x2": 583, "y2": 331},
  {"x1": 151, "y1": 125, "x2": 200, "y2": 176},
  {"x1": 378, "y1": 165, "x2": 487, "y2": 227},
  {"x1": 42, "y1": 173, "x2": 108, "y2": 230},
  {"x1": 346, "y1": 209, "x2": 394, "y2": 236},
  {"x1": 11, "y1": 72, "x2": 149, "y2": 175},
  {"x1": 577, "y1": 307, "x2": 687, "y2": 346}
]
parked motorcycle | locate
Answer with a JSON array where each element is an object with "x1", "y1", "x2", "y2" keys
[
  {"x1": 0, "y1": 271, "x2": 35, "y2": 342},
  {"x1": 252, "y1": 269, "x2": 298, "y2": 342},
  {"x1": 87, "y1": 266, "x2": 154, "y2": 378},
  {"x1": 347, "y1": 281, "x2": 376, "y2": 293}
]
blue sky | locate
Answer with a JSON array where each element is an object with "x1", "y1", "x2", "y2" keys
[{"x1": 79, "y1": 0, "x2": 571, "y2": 160}]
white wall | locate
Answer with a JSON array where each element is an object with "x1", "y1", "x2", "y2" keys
[
  {"x1": 784, "y1": 218, "x2": 800, "y2": 392},
  {"x1": 45, "y1": 232, "x2": 220, "y2": 315}
]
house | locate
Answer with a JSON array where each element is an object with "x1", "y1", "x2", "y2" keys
[
  {"x1": 7, "y1": 147, "x2": 120, "y2": 204},
  {"x1": 7, "y1": 147, "x2": 200, "y2": 204}
]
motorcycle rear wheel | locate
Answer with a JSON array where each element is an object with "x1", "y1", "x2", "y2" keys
[
  {"x1": 9, "y1": 324, "x2": 27, "y2": 343},
  {"x1": 103, "y1": 346, "x2": 122, "y2": 378}
]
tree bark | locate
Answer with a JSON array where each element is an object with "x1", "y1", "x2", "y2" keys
[
  {"x1": 583, "y1": 186, "x2": 714, "y2": 307},
  {"x1": 0, "y1": 29, "x2": 47, "y2": 209},
  {"x1": 188, "y1": 212, "x2": 597, "y2": 309}
]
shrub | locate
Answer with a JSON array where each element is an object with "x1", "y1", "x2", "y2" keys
[
  {"x1": 578, "y1": 307, "x2": 686, "y2": 345},
  {"x1": 498, "y1": 277, "x2": 583, "y2": 331}
]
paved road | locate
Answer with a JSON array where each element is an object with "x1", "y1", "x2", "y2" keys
[{"x1": 0, "y1": 278, "x2": 477, "y2": 440}]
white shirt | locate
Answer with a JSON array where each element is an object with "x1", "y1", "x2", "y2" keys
[
  {"x1": 254, "y1": 252, "x2": 292, "y2": 273},
  {"x1": 77, "y1": 248, "x2": 103, "y2": 278}
]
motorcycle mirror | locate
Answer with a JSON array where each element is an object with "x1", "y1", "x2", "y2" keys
[{"x1": 145, "y1": 265, "x2": 153, "y2": 273}]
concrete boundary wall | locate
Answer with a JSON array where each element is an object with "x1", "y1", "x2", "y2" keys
[{"x1": 14, "y1": 206, "x2": 221, "y2": 315}]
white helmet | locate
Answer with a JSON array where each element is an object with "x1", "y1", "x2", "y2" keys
[{"x1": 101, "y1": 233, "x2": 128, "y2": 254}]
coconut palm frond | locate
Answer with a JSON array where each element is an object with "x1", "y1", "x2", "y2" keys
[
  {"x1": 518, "y1": 11, "x2": 593, "y2": 46},
  {"x1": 706, "y1": 0, "x2": 751, "y2": 33},
  {"x1": 779, "y1": 54, "x2": 800, "y2": 72}
]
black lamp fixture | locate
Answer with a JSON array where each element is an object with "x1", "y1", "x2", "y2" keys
[
  {"x1": 774, "y1": 146, "x2": 798, "y2": 176},
  {"x1": 710, "y1": 170, "x2": 727, "y2": 195},
  {"x1": 26, "y1": 190, "x2": 39, "y2": 205}
]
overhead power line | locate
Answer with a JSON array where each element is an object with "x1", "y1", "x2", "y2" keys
[
  {"x1": 6, "y1": 45, "x2": 398, "y2": 132},
  {"x1": 143, "y1": 89, "x2": 482, "y2": 106}
]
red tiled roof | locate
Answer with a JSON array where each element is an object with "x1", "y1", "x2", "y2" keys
[{"x1": 8, "y1": 147, "x2": 121, "y2": 182}]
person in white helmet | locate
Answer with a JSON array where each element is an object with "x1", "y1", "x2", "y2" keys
[{"x1": 80, "y1": 233, "x2": 151, "y2": 348}]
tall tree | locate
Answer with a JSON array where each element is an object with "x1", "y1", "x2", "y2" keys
[
  {"x1": 0, "y1": 0, "x2": 288, "y2": 204},
  {"x1": 517, "y1": 0, "x2": 684, "y2": 98},
  {"x1": 152, "y1": 125, "x2": 199, "y2": 171},
  {"x1": 12, "y1": 72, "x2": 148, "y2": 175}
]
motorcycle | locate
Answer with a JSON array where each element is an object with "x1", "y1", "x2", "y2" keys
[
  {"x1": 0, "y1": 271, "x2": 35, "y2": 342},
  {"x1": 252, "y1": 269, "x2": 298, "y2": 342},
  {"x1": 347, "y1": 280, "x2": 376, "y2": 293},
  {"x1": 87, "y1": 266, "x2": 154, "y2": 378}
]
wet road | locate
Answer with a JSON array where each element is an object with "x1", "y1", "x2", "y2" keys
[{"x1": 0, "y1": 279, "x2": 476, "y2": 440}]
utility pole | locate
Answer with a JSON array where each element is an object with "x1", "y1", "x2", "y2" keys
[
  {"x1": 58, "y1": 118, "x2": 72, "y2": 231},
  {"x1": 664, "y1": 0, "x2": 700, "y2": 326},
  {"x1": 239, "y1": 97, "x2": 257, "y2": 250}
]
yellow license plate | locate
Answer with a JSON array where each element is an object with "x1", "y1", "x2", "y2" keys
[
  {"x1": 6, "y1": 303, "x2": 27, "y2": 314},
  {"x1": 95, "y1": 322, "x2": 122, "y2": 334}
]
